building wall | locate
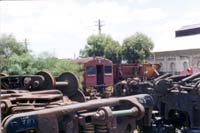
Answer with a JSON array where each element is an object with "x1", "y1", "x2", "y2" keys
[{"x1": 148, "y1": 49, "x2": 200, "y2": 74}]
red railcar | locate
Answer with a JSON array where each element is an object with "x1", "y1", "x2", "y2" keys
[
  {"x1": 75, "y1": 57, "x2": 113, "y2": 93},
  {"x1": 113, "y1": 64, "x2": 143, "y2": 83},
  {"x1": 75, "y1": 57, "x2": 160, "y2": 96}
]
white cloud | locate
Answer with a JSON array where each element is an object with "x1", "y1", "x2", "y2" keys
[
  {"x1": 183, "y1": 10, "x2": 200, "y2": 19},
  {"x1": 131, "y1": 8, "x2": 167, "y2": 21},
  {"x1": 181, "y1": 10, "x2": 200, "y2": 26},
  {"x1": 1, "y1": 1, "x2": 47, "y2": 17},
  {"x1": 128, "y1": 0, "x2": 149, "y2": 4},
  {"x1": 3, "y1": 0, "x2": 192, "y2": 59}
]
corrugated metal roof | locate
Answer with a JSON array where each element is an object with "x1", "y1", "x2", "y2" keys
[
  {"x1": 154, "y1": 49, "x2": 200, "y2": 57},
  {"x1": 178, "y1": 24, "x2": 200, "y2": 30},
  {"x1": 176, "y1": 23, "x2": 200, "y2": 37}
]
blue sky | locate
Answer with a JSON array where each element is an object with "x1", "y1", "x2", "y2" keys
[{"x1": 1, "y1": 0, "x2": 200, "y2": 58}]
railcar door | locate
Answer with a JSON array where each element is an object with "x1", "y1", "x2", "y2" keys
[{"x1": 96, "y1": 65, "x2": 104, "y2": 85}]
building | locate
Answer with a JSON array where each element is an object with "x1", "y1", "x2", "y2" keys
[{"x1": 148, "y1": 49, "x2": 200, "y2": 74}]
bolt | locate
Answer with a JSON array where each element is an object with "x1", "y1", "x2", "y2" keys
[{"x1": 94, "y1": 110, "x2": 105, "y2": 120}]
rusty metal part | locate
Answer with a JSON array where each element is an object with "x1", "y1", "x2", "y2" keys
[
  {"x1": 1, "y1": 100, "x2": 12, "y2": 115},
  {"x1": 166, "y1": 74, "x2": 189, "y2": 82},
  {"x1": 154, "y1": 79, "x2": 172, "y2": 94},
  {"x1": 118, "y1": 98, "x2": 145, "y2": 120},
  {"x1": 94, "y1": 105, "x2": 142, "y2": 120},
  {"x1": 193, "y1": 77, "x2": 200, "y2": 83},
  {"x1": 112, "y1": 72, "x2": 200, "y2": 132},
  {"x1": 69, "y1": 89, "x2": 86, "y2": 103},
  {"x1": 93, "y1": 106, "x2": 113, "y2": 121},
  {"x1": 36, "y1": 71, "x2": 55, "y2": 90},
  {"x1": 0, "y1": 73, "x2": 8, "y2": 90},
  {"x1": 82, "y1": 123, "x2": 95, "y2": 133},
  {"x1": 78, "y1": 95, "x2": 152, "y2": 133},
  {"x1": 11, "y1": 106, "x2": 46, "y2": 113},
  {"x1": 143, "y1": 107, "x2": 153, "y2": 127},
  {"x1": 36, "y1": 71, "x2": 79, "y2": 97},
  {"x1": 31, "y1": 90, "x2": 63, "y2": 95},
  {"x1": 113, "y1": 80, "x2": 128, "y2": 96},
  {"x1": 15, "y1": 93, "x2": 63, "y2": 106},
  {"x1": 56, "y1": 72, "x2": 79, "y2": 97},
  {"x1": 179, "y1": 72, "x2": 200, "y2": 84},
  {"x1": 0, "y1": 89, "x2": 71, "y2": 119},
  {"x1": 95, "y1": 124, "x2": 109, "y2": 133},
  {"x1": 0, "y1": 72, "x2": 8, "y2": 77},
  {"x1": 2, "y1": 94, "x2": 153, "y2": 133},
  {"x1": 1, "y1": 75, "x2": 45, "y2": 90},
  {"x1": 194, "y1": 81, "x2": 200, "y2": 95},
  {"x1": 153, "y1": 73, "x2": 172, "y2": 82}
]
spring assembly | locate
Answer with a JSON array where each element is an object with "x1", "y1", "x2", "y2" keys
[
  {"x1": 95, "y1": 124, "x2": 109, "y2": 133},
  {"x1": 81, "y1": 123, "x2": 95, "y2": 133}
]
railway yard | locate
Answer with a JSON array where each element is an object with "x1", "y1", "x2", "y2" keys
[
  {"x1": 1, "y1": 1, "x2": 200, "y2": 133},
  {"x1": 1, "y1": 60, "x2": 200, "y2": 132}
]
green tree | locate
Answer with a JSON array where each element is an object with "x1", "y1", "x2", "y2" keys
[
  {"x1": 122, "y1": 32, "x2": 154, "y2": 63},
  {"x1": 0, "y1": 34, "x2": 28, "y2": 58},
  {"x1": 104, "y1": 41, "x2": 122, "y2": 63},
  {"x1": 7, "y1": 53, "x2": 82, "y2": 76},
  {"x1": 6, "y1": 53, "x2": 83, "y2": 84},
  {"x1": 0, "y1": 34, "x2": 28, "y2": 72},
  {"x1": 7, "y1": 53, "x2": 36, "y2": 75},
  {"x1": 80, "y1": 34, "x2": 107, "y2": 57},
  {"x1": 80, "y1": 34, "x2": 122, "y2": 63},
  {"x1": 0, "y1": 34, "x2": 83, "y2": 84}
]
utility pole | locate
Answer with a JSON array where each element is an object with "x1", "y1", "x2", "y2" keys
[
  {"x1": 95, "y1": 19, "x2": 105, "y2": 34},
  {"x1": 93, "y1": 19, "x2": 105, "y2": 57},
  {"x1": 24, "y1": 38, "x2": 28, "y2": 50}
]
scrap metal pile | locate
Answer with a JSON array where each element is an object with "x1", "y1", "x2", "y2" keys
[
  {"x1": 0, "y1": 71, "x2": 153, "y2": 133},
  {"x1": 2, "y1": 70, "x2": 200, "y2": 133},
  {"x1": 114, "y1": 72, "x2": 200, "y2": 132}
]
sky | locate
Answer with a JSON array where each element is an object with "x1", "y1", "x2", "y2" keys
[{"x1": 1, "y1": 0, "x2": 200, "y2": 59}]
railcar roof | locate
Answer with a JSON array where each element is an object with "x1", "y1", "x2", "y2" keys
[{"x1": 74, "y1": 56, "x2": 112, "y2": 64}]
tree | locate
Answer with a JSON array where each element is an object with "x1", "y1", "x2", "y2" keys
[
  {"x1": 0, "y1": 34, "x2": 83, "y2": 84},
  {"x1": 122, "y1": 32, "x2": 154, "y2": 63},
  {"x1": 0, "y1": 34, "x2": 28, "y2": 72},
  {"x1": 80, "y1": 34, "x2": 108, "y2": 57},
  {"x1": 0, "y1": 34, "x2": 28, "y2": 58},
  {"x1": 104, "y1": 41, "x2": 122, "y2": 63},
  {"x1": 6, "y1": 53, "x2": 83, "y2": 84},
  {"x1": 6, "y1": 53, "x2": 36, "y2": 75},
  {"x1": 80, "y1": 34, "x2": 122, "y2": 63}
]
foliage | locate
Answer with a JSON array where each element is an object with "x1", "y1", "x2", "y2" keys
[
  {"x1": 104, "y1": 41, "x2": 122, "y2": 64},
  {"x1": 122, "y1": 32, "x2": 154, "y2": 63},
  {"x1": 80, "y1": 34, "x2": 122, "y2": 63},
  {"x1": 0, "y1": 34, "x2": 28, "y2": 58},
  {"x1": 0, "y1": 32, "x2": 154, "y2": 85},
  {"x1": 0, "y1": 34, "x2": 28, "y2": 71},
  {"x1": 6, "y1": 53, "x2": 83, "y2": 82},
  {"x1": 0, "y1": 34, "x2": 83, "y2": 84},
  {"x1": 80, "y1": 34, "x2": 107, "y2": 57},
  {"x1": 6, "y1": 53, "x2": 36, "y2": 75}
]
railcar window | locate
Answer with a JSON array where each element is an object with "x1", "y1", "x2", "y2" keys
[
  {"x1": 104, "y1": 66, "x2": 112, "y2": 74},
  {"x1": 86, "y1": 66, "x2": 96, "y2": 74}
]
